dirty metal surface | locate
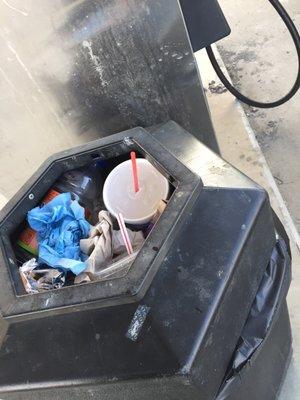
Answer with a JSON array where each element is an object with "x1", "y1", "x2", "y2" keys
[{"x1": 0, "y1": 0, "x2": 217, "y2": 152}]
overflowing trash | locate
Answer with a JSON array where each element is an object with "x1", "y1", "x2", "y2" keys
[
  {"x1": 17, "y1": 163, "x2": 104, "y2": 258},
  {"x1": 17, "y1": 154, "x2": 170, "y2": 293},
  {"x1": 19, "y1": 258, "x2": 65, "y2": 294}
]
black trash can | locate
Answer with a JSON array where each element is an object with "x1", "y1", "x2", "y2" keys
[{"x1": 0, "y1": 122, "x2": 291, "y2": 399}]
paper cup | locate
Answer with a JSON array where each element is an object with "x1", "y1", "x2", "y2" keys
[{"x1": 103, "y1": 159, "x2": 169, "y2": 225}]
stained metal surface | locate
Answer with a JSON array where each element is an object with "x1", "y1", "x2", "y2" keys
[
  {"x1": 0, "y1": 0, "x2": 217, "y2": 198},
  {"x1": 151, "y1": 121, "x2": 261, "y2": 189}
]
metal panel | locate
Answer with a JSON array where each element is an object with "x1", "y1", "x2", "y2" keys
[{"x1": 0, "y1": 0, "x2": 218, "y2": 156}]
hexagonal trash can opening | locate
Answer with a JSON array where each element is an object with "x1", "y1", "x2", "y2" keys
[{"x1": 0, "y1": 127, "x2": 202, "y2": 321}]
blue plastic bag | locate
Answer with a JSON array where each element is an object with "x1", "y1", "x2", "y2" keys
[{"x1": 28, "y1": 192, "x2": 90, "y2": 275}]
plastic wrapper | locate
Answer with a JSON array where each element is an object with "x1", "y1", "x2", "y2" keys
[
  {"x1": 27, "y1": 192, "x2": 90, "y2": 275},
  {"x1": 19, "y1": 259, "x2": 65, "y2": 294}
]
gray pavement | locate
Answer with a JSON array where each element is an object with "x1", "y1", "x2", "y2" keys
[{"x1": 217, "y1": 0, "x2": 300, "y2": 232}]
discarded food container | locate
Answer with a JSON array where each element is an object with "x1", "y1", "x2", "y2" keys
[
  {"x1": 103, "y1": 158, "x2": 169, "y2": 225},
  {"x1": 0, "y1": 122, "x2": 292, "y2": 400}
]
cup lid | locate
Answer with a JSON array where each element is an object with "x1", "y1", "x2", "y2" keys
[{"x1": 103, "y1": 159, "x2": 169, "y2": 224}]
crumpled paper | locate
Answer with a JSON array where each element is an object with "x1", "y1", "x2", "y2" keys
[{"x1": 75, "y1": 211, "x2": 144, "y2": 283}]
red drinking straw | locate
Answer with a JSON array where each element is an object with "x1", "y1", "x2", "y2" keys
[
  {"x1": 130, "y1": 151, "x2": 139, "y2": 193},
  {"x1": 116, "y1": 213, "x2": 133, "y2": 255}
]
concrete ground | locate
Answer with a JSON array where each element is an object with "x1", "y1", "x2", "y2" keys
[{"x1": 217, "y1": 0, "x2": 300, "y2": 232}]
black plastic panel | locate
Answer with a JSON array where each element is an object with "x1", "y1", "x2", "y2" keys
[{"x1": 179, "y1": 0, "x2": 231, "y2": 51}]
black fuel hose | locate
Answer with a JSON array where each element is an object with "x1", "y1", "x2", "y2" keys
[{"x1": 206, "y1": 0, "x2": 300, "y2": 108}]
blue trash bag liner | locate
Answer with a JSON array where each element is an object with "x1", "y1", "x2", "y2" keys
[
  {"x1": 216, "y1": 237, "x2": 291, "y2": 399},
  {"x1": 27, "y1": 192, "x2": 91, "y2": 275}
]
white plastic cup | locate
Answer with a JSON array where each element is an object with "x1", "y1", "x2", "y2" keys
[{"x1": 103, "y1": 159, "x2": 169, "y2": 225}]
